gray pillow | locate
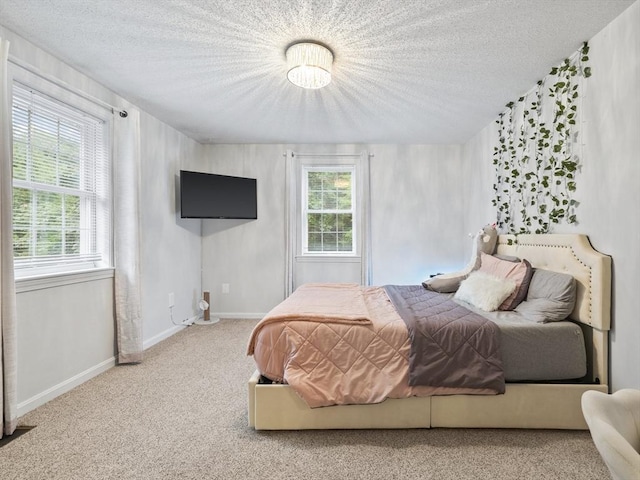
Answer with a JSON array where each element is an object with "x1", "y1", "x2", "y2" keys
[
  {"x1": 514, "y1": 269, "x2": 576, "y2": 322},
  {"x1": 422, "y1": 275, "x2": 462, "y2": 293}
]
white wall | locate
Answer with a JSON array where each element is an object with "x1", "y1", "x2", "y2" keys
[
  {"x1": 369, "y1": 144, "x2": 466, "y2": 285},
  {"x1": 2, "y1": 26, "x2": 203, "y2": 413},
  {"x1": 200, "y1": 143, "x2": 466, "y2": 316},
  {"x1": 15, "y1": 275, "x2": 115, "y2": 415},
  {"x1": 199, "y1": 144, "x2": 288, "y2": 317},
  {"x1": 462, "y1": 1, "x2": 640, "y2": 391},
  {"x1": 577, "y1": 1, "x2": 640, "y2": 391},
  {"x1": 139, "y1": 111, "x2": 202, "y2": 345}
]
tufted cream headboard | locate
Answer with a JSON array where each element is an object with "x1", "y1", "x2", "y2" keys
[
  {"x1": 496, "y1": 234, "x2": 612, "y2": 384},
  {"x1": 496, "y1": 234, "x2": 611, "y2": 331}
]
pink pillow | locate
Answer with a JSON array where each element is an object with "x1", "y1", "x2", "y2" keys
[{"x1": 478, "y1": 252, "x2": 533, "y2": 310}]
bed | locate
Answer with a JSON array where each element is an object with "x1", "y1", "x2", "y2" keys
[{"x1": 247, "y1": 234, "x2": 611, "y2": 430}]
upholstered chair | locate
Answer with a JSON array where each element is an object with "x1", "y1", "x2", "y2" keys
[{"x1": 582, "y1": 389, "x2": 640, "y2": 480}]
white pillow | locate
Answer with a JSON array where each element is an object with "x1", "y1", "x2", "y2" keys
[{"x1": 455, "y1": 271, "x2": 517, "y2": 312}]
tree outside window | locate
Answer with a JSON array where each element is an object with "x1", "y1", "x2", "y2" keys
[
  {"x1": 11, "y1": 82, "x2": 109, "y2": 274},
  {"x1": 303, "y1": 168, "x2": 355, "y2": 254}
]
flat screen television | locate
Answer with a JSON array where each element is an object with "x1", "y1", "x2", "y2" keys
[{"x1": 180, "y1": 170, "x2": 257, "y2": 219}]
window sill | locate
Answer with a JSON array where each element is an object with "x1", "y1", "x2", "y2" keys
[
  {"x1": 15, "y1": 267, "x2": 115, "y2": 293},
  {"x1": 295, "y1": 255, "x2": 361, "y2": 263}
]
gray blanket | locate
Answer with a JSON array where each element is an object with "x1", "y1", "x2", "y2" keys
[{"x1": 384, "y1": 285, "x2": 505, "y2": 393}]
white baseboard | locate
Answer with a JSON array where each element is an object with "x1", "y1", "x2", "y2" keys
[
  {"x1": 17, "y1": 356, "x2": 116, "y2": 417},
  {"x1": 213, "y1": 312, "x2": 265, "y2": 319},
  {"x1": 142, "y1": 316, "x2": 198, "y2": 350}
]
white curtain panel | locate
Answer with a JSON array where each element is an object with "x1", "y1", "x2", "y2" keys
[
  {"x1": 113, "y1": 108, "x2": 143, "y2": 364},
  {"x1": 0, "y1": 37, "x2": 18, "y2": 438}
]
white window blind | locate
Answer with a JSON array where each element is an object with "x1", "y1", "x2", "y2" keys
[
  {"x1": 11, "y1": 82, "x2": 111, "y2": 275},
  {"x1": 302, "y1": 166, "x2": 356, "y2": 254}
]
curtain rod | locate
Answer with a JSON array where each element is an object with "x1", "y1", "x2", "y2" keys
[{"x1": 8, "y1": 55, "x2": 128, "y2": 117}]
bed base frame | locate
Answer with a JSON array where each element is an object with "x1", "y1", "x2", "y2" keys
[{"x1": 248, "y1": 234, "x2": 611, "y2": 430}]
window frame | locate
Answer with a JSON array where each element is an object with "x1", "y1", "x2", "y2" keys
[
  {"x1": 9, "y1": 68, "x2": 113, "y2": 280},
  {"x1": 301, "y1": 165, "x2": 357, "y2": 256}
]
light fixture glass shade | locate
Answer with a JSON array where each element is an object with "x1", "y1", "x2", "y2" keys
[{"x1": 286, "y1": 42, "x2": 333, "y2": 89}]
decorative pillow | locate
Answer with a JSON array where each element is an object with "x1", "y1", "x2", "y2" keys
[
  {"x1": 478, "y1": 252, "x2": 533, "y2": 310},
  {"x1": 454, "y1": 271, "x2": 516, "y2": 312},
  {"x1": 423, "y1": 224, "x2": 498, "y2": 293},
  {"x1": 422, "y1": 273, "x2": 463, "y2": 293},
  {"x1": 492, "y1": 254, "x2": 520, "y2": 263},
  {"x1": 515, "y1": 269, "x2": 577, "y2": 323}
]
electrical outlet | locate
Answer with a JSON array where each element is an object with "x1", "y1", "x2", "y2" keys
[
  {"x1": 222, "y1": 283, "x2": 230, "y2": 294},
  {"x1": 168, "y1": 292, "x2": 175, "y2": 307}
]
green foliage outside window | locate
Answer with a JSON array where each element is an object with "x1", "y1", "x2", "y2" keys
[
  {"x1": 12, "y1": 101, "x2": 86, "y2": 258},
  {"x1": 306, "y1": 170, "x2": 354, "y2": 253}
]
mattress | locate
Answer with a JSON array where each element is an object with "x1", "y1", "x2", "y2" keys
[{"x1": 460, "y1": 300, "x2": 587, "y2": 381}]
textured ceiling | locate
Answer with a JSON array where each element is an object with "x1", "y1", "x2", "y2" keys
[{"x1": 0, "y1": 0, "x2": 634, "y2": 144}]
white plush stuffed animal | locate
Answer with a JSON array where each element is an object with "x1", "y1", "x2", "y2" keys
[
  {"x1": 423, "y1": 224, "x2": 498, "y2": 293},
  {"x1": 467, "y1": 224, "x2": 499, "y2": 271}
]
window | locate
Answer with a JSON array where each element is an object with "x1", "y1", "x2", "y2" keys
[
  {"x1": 302, "y1": 166, "x2": 355, "y2": 254},
  {"x1": 11, "y1": 82, "x2": 111, "y2": 276}
]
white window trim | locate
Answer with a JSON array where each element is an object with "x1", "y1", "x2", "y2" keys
[
  {"x1": 285, "y1": 150, "x2": 371, "y2": 296},
  {"x1": 9, "y1": 63, "x2": 113, "y2": 280},
  {"x1": 15, "y1": 267, "x2": 115, "y2": 293},
  {"x1": 301, "y1": 165, "x2": 357, "y2": 256}
]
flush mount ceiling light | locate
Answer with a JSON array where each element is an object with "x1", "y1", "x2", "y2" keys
[{"x1": 286, "y1": 42, "x2": 333, "y2": 89}]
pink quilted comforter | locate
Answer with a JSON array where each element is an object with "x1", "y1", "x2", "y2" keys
[{"x1": 248, "y1": 283, "x2": 495, "y2": 408}]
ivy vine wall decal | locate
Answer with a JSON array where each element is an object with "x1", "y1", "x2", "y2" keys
[{"x1": 493, "y1": 42, "x2": 591, "y2": 234}]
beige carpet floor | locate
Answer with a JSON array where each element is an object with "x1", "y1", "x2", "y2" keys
[{"x1": 0, "y1": 319, "x2": 610, "y2": 480}]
